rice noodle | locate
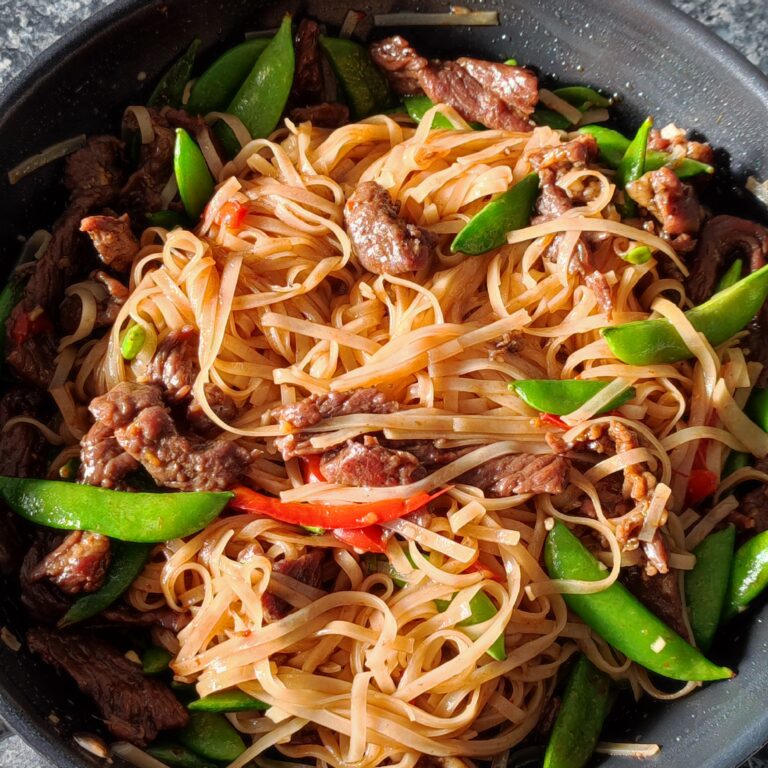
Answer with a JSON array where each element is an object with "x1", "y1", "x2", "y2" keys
[{"x1": 8, "y1": 134, "x2": 86, "y2": 184}]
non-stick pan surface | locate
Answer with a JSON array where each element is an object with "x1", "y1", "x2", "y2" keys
[{"x1": 0, "y1": 1, "x2": 767, "y2": 766}]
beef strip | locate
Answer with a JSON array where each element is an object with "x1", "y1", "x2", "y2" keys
[
  {"x1": 320, "y1": 436, "x2": 424, "y2": 487},
  {"x1": 292, "y1": 19, "x2": 324, "y2": 104},
  {"x1": 272, "y1": 387, "x2": 397, "y2": 430},
  {"x1": 385, "y1": 439, "x2": 476, "y2": 466},
  {"x1": 79, "y1": 420, "x2": 140, "y2": 489},
  {"x1": 533, "y1": 174, "x2": 573, "y2": 222},
  {"x1": 98, "y1": 604, "x2": 191, "y2": 633},
  {"x1": 529, "y1": 134, "x2": 598, "y2": 173},
  {"x1": 370, "y1": 37, "x2": 537, "y2": 131},
  {"x1": 80, "y1": 213, "x2": 140, "y2": 272},
  {"x1": 65, "y1": 135, "x2": 127, "y2": 209},
  {"x1": 262, "y1": 550, "x2": 325, "y2": 622},
  {"x1": 459, "y1": 453, "x2": 569, "y2": 496},
  {"x1": 60, "y1": 270, "x2": 129, "y2": 335},
  {"x1": 89, "y1": 381, "x2": 165, "y2": 428},
  {"x1": 186, "y1": 382, "x2": 239, "y2": 437},
  {"x1": 579, "y1": 475, "x2": 632, "y2": 519},
  {"x1": 20, "y1": 534, "x2": 72, "y2": 623},
  {"x1": 27, "y1": 626, "x2": 188, "y2": 745},
  {"x1": 622, "y1": 566, "x2": 688, "y2": 638},
  {"x1": 647, "y1": 126, "x2": 714, "y2": 165},
  {"x1": 738, "y1": 456, "x2": 768, "y2": 532},
  {"x1": 626, "y1": 167, "x2": 703, "y2": 237},
  {"x1": 30, "y1": 531, "x2": 111, "y2": 595},
  {"x1": 289, "y1": 102, "x2": 350, "y2": 128},
  {"x1": 344, "y1": 181, "x2": 434, "y2": 275}
]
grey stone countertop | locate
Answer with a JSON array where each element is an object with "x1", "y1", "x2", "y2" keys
[{"x1": 0, "y1": 0, "x2": 767, "y2": 766}]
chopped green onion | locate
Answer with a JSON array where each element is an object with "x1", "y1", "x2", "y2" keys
[
  {"x1": 120, "y1": 324, "x2": 146, "y2": 360},
  {"x1": 504, "y1": 58, "x2": 518, "y2": 66},
  {"x1": 622, "y1": 246, "x2": 652, "y2": 265}
]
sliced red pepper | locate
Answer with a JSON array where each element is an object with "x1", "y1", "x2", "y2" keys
[
  {"x1": 540, "y1": 413, "x2": 568, "y2": 429},
  {"x1": 10, "y1": 308, "x2": 53, "y2": 345},
  {"x1": 464, "y1": 560, "x2": 504, "y2": 582},
  {"x1": 230, "y1": 486, "x2": 450, "y2": 529},
  {"x1": 332, "y1": 525, "x2": 386, "y2": 553},
  {"x1": 217, "y1": 200, "x2": 248, "y2": 230},
  {"x1": 686, "y1": 468, "x2": 718, "y2": 507},
  {"x1": 300, "y1": 454, "x2": 325, "y2": 484}
]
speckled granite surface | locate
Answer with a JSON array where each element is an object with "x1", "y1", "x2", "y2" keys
[{"x1": 0, "y1": 0, "x2": 767, "y2": 766}]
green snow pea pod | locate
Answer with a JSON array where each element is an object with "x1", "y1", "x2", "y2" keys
[
  {"x1": 746, "y1": 386, "x2": 768, "y2": 433},
  {"x1": 543, "y1": 654, "x2": 612, "y2": 768},
  {"x1": 186, "y1": 38, "x2": 269, "y2": 115},
  {"x1": 532, "y1": 108, "x2": 572, "y2": 130},
  {"x1": 320, "y1": 36, "x2": 392, "y2": 120},
  {"x1": 147, "y1": 210, "x2": 189, "y2": 230},
  {"x1": 188, "y1": 689, "x2": 269, "y2": 712},
  {"x1": 174, "y1": 128, "x2": 215, "y2": 221},
  {"x1": 509, "y1": 379, "x2": 635, "y2": 416},
  {"x1": 686, "y1": 525, "x2": 736, "y2": 652},
  {"x1": 552, "y1": 85, "x2": 612, "y2": 110},
  {"x1": 142, "y1": 645, "x2": 174, "y2": 675},
  {"x1": 434, "y1": 590, "x2": 506, "y2": 661},
  {"x1": 646, "y1": 151, "x2": 714, "y2": 178},
  {"x1": 0, "y1": 476, "x2": 232, "y2": 543},
  {"x1": 58, "y1": 541, "x2": 152, "y2": 627},
  {"x1": 178, "y1": 712, "x2": 246, "y2": 763},
  {"x1": 715, "y1": 259, "x2": 744, "y2": 293},
  {"x1": 544, "y1": 520, "x2": 733, "y2": 681},
  {"x1": 451, "y1": 172, "x2": 539, "y2": 255},
  {"x1": 723, "y1": 530, "x2": 768, "y2": 620},
  {"x1": 616, "y1": 116, "x2": 653, "y2": 216},
  {"x1": 602, "y1": 263, "x2": 768, "y2": 365},
  {"x1": 148, "y1": 39, "x2": 201, "y2": 108},
  {"x1": 723, "y1": 450, "x2": 750, "y2": 479},
  {"x1": 403, "y1": 94, "x2": 484, "y2": 130},
  {"x1": 147, "y1": 741, "x2": 219, "y2": 768}
]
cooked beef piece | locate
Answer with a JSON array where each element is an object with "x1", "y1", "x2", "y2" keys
[
  {"x1": 4, "y1": 313, "x2": 59, "y2": 389},
  {"x1": 186, "y1": 383, "x2": 239, "y2": 437},
  {"x1": 60, "y1": 270, "x2": 129, "y2": 335},
  {"x1": 385, "y1": 440, "x2": 476, "y2": 466},
  {"x1": 262, "y1": 550, "x2": 325, "y2": 622},
  {"x1": 27, "y1": 626, "x2": 188, "y2": 745},
  {"x1": 20, "y1": 533, "x2": 72, "y2": 623},
  {"x1": 626, "y1": 167, "x2": 703, "y2": 237},
  {"x1": 115, "y1": 405, "x2": 248, "y2": 491},
  {"x1": 89, "y1": 381, "x2": 165, "y2": 428},
  {"x1": 98, "y1": 604, "x2": 191, "y2": 633},
  {"x1": 80, "y1": 214, "x2": 140, "y2": 272},
  {"x1": 292, "y1": 19, "x2": 324, "y2": 104},
  {"x1": 30, "y1": 531, "x2": 111, "y2": 595},
  {"x1": 459, "y1": 453, "x2": 569, "y2": 496},
  {"x1": 583, "y1": 269, "x2": 613, "y2": 314},
  {"x1": 146, "y1": 326, "x2": 200, "y2": 401},
  {"x1": 647, "y1": 127, "x2": 714, "y2": 165},
  {"x1": 272, "y1": 387, "x2": 397, "y2": 430},
  {"x1": 533, "y1": 174, "x2": 573, "y2": 222},
  {"x1": 79, "y1": 421, "x2": 140, "y2": 489},
  {"x1": 623, "y1": 566, "x2": 688, "y2": 638},
  {"x1": 686, "y1": 215, "x2": 768, "y2": 304},
  {"x1": 344, "y1": 181, "x2": 434, "y2": 274},
  {"x1": 580, "y1": 475, "x2": 632, "y2": 519},
  {"x1": 320, "y1": 436, "x2": 424, "y2": 487},
  {"x1": 641, "y1": 532, "x2": 670, "y2": 576},
  {"x1": 289, "y1": 102, "x2": 350, "y2": 128},
  {"x1": 273, "y1": 433, "x2": 317, "y2": 461},
  {"x1": 739, "y1": 456, "x2": 768, "y2": 533},
  {"x1": 529, "y1": 134, "x2": 599, "y2": 173},
  {"x1": 65, "y1": 136, "x2": 126, "y2": 208},
  {"x1": 370, "y1": 37, "x2": 537, "y2": 131}
]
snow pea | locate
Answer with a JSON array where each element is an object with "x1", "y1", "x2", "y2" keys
[
  {"x1": 147, "y1": 210, "x2": 189, "y2": 230},
  {"x1": 404, "y1": 94, "x2": 484, "y2": 130},
  {"x1": 188, "y1": 689, "x2": 268, "y2": 712},
  {"x1": 147, "y1": 741, "x2": 219, "y2": 768},
  {"x1": 686, "y1": 525, "x2": 736, "y2": 652},
  {"x1": 58, "y1": 541, "x2": 152, "y2": 627},
  {"x1": 186, "y1": 38, "x2": 269, "y2": 115},
  {"x1": 0, "y1": 477, "x2": 232, "y2": 543},
  {"x1": 120, "y1": 323, "x2": 146, "y2": 361},
  {"x1": 142, "y1": 645, "x2": 174, "y2": 675},
  {"x1": 746, "y1": 386, "x2": 768, "y2": 433},
  {"x1": 451, "y1": 172, "x2": 539, "y2": 255},
  {"x1": 543, "y1": 654, "x2": 612, "y2": 768},
  {"x1": 616, "y1": 116, "x2": 652, "y2": 216},
  {"x1": 320, "y1": 37, "x2": 392, "y2": 120},
  {"x1": 178, "y1": 712, "x2": 246, "y2": 763},
  {"x1": 602, "y1": 263, "x2": 768, "y2": 365},
  {"x1": 509, "y1": 379, "x2": 635, "y2": 416},
  {"x1": 715, "y1": 259, "x2": 744, "y2": 293},
  {"x1": 532, "y1": 108, "x2": 572, "y2": 130},
  {"x1": 723, "y1": 530, "x2": 768, "y2": 620},
  {"x1": 174, "y1": 128, "x2": 214, "y2": 220},
  {"x1": 553, "y1": 85, "x2": 611, "y2": 110},
  {"x1": 723, "y1": 450, "x2": 750, "y2": 479},
  {"x1": 224, "y1": 14, "x2": 295, "y2": 152},
  {"x1": 544, "y1": 520, "x2": 733, "y2": 681},
  {"x1": 435, "y1": 590, "x2": 506, "y2": 661},
  {"x1": 148, "y1": 39, "x2": 201, "y2": 109}
]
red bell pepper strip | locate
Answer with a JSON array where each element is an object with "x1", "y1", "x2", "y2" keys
[
  {"x1": 10, "y1": 308, "x2": 53, "y2": 345},
  {"x1": 464, "y1": 560, "x2": 504, "y2": 582},
  {"x1": 540, "y1": 413, "x2": 568, "y2": 429},
  {"x1": 300, "y1": 454, "x2": 325, "y2": 484},
  {"x1": 332, "y1": 525, "x2": 386, "y2": 553},
  {"x1": 230, "y1": 486, "x2": 449, "y2": 529},
  {"x1": 686, "y1": 468, "x2": 718, "y2": 507},
  {"x1": 217, "y1": 200, "x2": 248, "y2": 230}
]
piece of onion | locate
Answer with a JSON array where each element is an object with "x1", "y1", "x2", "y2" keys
[
  {"x1": 340, "y1": 9, "x2": 366, "y2": 38},
  {"x1": 373, "y1": 10, "x2": 499, "y2": 26},
  {"x1": 747, "y1": 175, "x2": 768, "y2": 207},
  {"x1": 8, "y1": 135, "x2": 86, "y2": 185},
  {"x1": 124, "y1": 105, "x2": 155, "y2": 144},
  {"x1": 111, "y1": 742, "x2": 170, "y2": 768},
  {"x1": 197, "y1": 127, "x2": 223, "y2": 178},
  {"x1": 19, "y1": 229, "x2": 51, "y2": 263},
  {"x1": 638, "y1": 482, "x2": 671, "y2": 542},
  {"x1": 577, "y1": 107, "x2": 610, "y2": 126},
  {"x1": 538, "y1": 89, "x2": 583, "y2": 125}
]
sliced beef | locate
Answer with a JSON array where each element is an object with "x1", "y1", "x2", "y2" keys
[
  {"x1": 27, "y1": 626, "x2": 188, "y2": 745},
  {"x1": 738, "y1": 456, "x2": 768, "y2": 533},
  {"x1": 623, "y1": 566, "x2": 688, "y2": 638},
  {"x1": 186, "y1": 383, "x2": 239, "y2": 437},
  {"x1": 385, "y1": 440, "x2": 476, "y2": 466},
  {"x1": 648, "y1": 127, "x2": 714, "y2": 165},
  {"x1": 79, "y1": 421, "x2": 140, "y2": 489},
  {"x1": 98, "y1": 604, "x2": 191, "y2": 633},
  {"x1": 64, "y1": 135, "x2": 126, "y2": 208},
  {"x1": 370, "y1": 36, "x2": 427, "y2": 95},
  {"x1": 89, "y1": 381, "x2": 165, "y2": 428},
  {"x1": 60, "y1": 270, "x2": 129, "y2": 335},
  {"x1": 529, "y1": 134, "x2": 598, "y2": 173},
  {"x1": 30, "y1": 531, "x2": 111, "y2": 595},
  {"x1": 292, "y1": 19, "x2": 324, "y2": 104},
  {"x1": 20, "y1": 534, "x2": 72, "y2": 623},
  {"x1": 685, "y1": 215, "x2": 768, "y2": 304},
  {"x1": 273, "y1": 387, "x2": 397, "y2": 430},
  {"x1": 4, "y1": 310, "x2": 59, "y2": 389},
  {"x1": 626, "y1": 167, "x2": 703, "y2": 237},
  {"x1": 262, "y1": 550, "x2": 325, "y2": 622},
  {"x1": 320, "y1": 436, "x2": 424, "y2": 487},
  {"x1": 580, "y1": 475, "x2": 632, "y2": 519},
  {"x1": 80, "y1": 214, "x2": 140, "y2": 272},
  {"x1": 534, "y1": 174, "x2": 573, "y2": 222},
  {"x1": 459, "y1": 453, "x2": 569, "y2": 496},
  {"x1": 456, "y1": 57, "x2": 538, "y2": 117},
  {"x1": 289, "y1": 102, "x2": 350, "y2": 128},
  {"x1": 146, "y1": 326, "x2": 200, "y2": 402},
  {"x1": 344, "y1": 181, "x2": 434, "y2": 275}
]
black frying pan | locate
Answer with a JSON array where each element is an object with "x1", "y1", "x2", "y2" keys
[{"x1": 0, "y1": 1, "x2": 767, "y2": 766}]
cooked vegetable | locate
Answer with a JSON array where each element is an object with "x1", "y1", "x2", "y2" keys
[
  {"x1": 746, "y1": 386, "x2": 768, "y2": 432},
  {"x1": 174, "y1": 128, "x2": 215, "y2": 220},
  {"x1": 148, "y1": 39, "x2": 201, "y2": 108},
  {"x1": 0, "y1": 477, "x2": 231, "y2": 542},
  {"x1": 544, "y1": 520, "x2": 733, "y2": 681},
  {"x1": 186, "y1": 38, "x2": 270, "y2": 114},
  {"x1": 621, "y1": 245, "x2": 652, "y2": 264},
  {"x1": 319, "y1": 37, "x2": 392, "y2": 119},
  {"x1": 435, "y1": 590, "x2": 506, "y2": 661},
  {"x1": 147, "y1": 210, "x2": 189, "y2": 229},
  {"x1": 147, "y1": 742, "x2": 217, "y2": 768},
  {"x1": 142, "y1": 645, "x2": 174, "y2": 675},
  {"x1": 602, "y1": 263, "x2": 768, "y2": 365},
  {"x1": 0, "y1": 273, "x2": 27, "y2": 367},
  {"x1": 723, "y1": 530, "x2": 768, "y2": 620},
  {"x1": 543, "y1": 655, "x2": 612, "y2": 768},
  {"x1": 332, "y1": 525, "x2": 387, "y2": 553},
  {"x1": 723, "y1": 450, "x2": 750, "y2": 478},
  {"x1": 451, "y1": 172, "x2": 539, "y2": 255},
  {"x1": 715, "y1": 259, "x2": 744, "y2": 293},
  {"x1": 686, "y1": 525, "x2": 736, "y2": 651},
  {"x1": 120, "y1": 324, "x2": 146, "y2": 361},
  {"x1": 532, "y1": 108, "x2": 572, "y2": 130},
  {"x1": 403, "y1": 94, "x2": 456, "y2": 130},
  {"x1": 509, "y1": 379, "x2": 635, "y2": 416},
  {"x1": 616, "y1": 116, "x2": 653, "y2": 216},
  {"x1": 178, "y1": 712, "x2": 246, "y2": 763},
  {"x1": 58, "y1": 541, "x2": 152, "y2": 627},
  {"x1": 552, "y1": 85, "x2": 611, "y2": 110},
  {"x1": 188, "y1": 690, "x2": 268, "y2": 712}
]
